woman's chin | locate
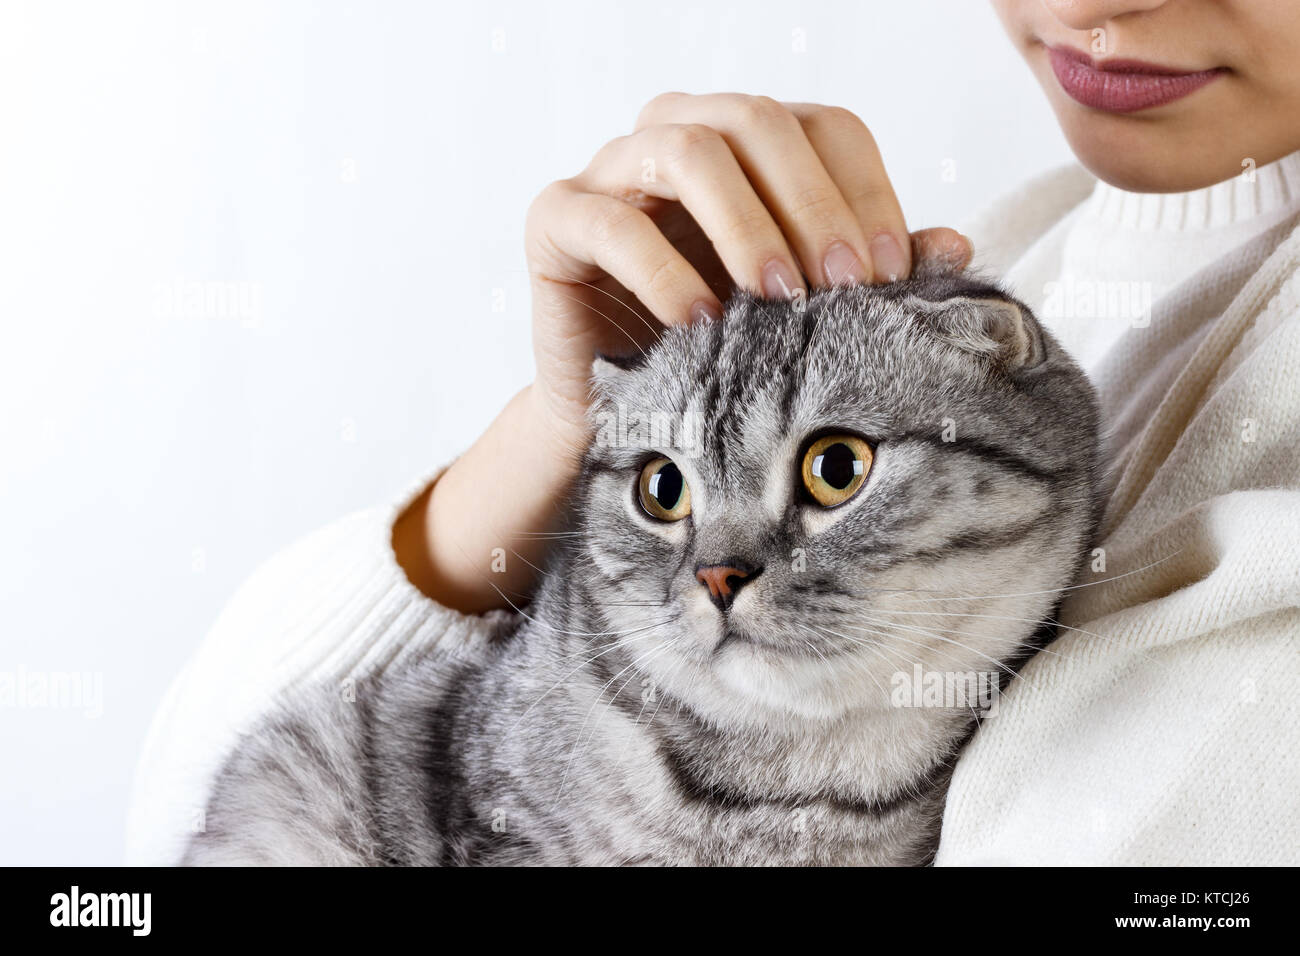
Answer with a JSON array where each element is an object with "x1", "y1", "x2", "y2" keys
[{"x1": 1056, "y1": 112, "x2": 1261, "y2": 193}]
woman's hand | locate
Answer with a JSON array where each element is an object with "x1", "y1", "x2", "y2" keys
[
  {"x1": 525, "y1": 92, "x2": 972, "y2": 446},
  {"x1": 404, "y1": 93, "x2": 973, "y2": 612}
]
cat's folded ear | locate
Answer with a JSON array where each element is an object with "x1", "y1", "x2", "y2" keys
[
  {"x1": 907, "y1": 295, "x2": 1046, "y2": 370},
  {"x1": 589, "y1": 352, "x2": 642, "y2": 409}
]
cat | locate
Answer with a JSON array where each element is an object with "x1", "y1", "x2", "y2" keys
[{"x1": 185, "y1": 272, "x2": 1103, "y2": 866}]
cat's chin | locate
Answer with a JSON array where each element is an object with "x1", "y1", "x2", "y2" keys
[
  {"x1": 703, "y1": 635, "x2": 890, "y2": 723},
  {"x1": 713, "y1": 626, "x2": 768, "y2": 652}
]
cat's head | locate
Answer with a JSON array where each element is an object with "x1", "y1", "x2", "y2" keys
[{"x1": 577, "y1": 274, "x2": 1102, "y2": 723}]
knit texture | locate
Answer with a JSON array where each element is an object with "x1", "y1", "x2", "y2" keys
[
  {"x1": 127, "y1": 158, "x2": 1300, "y2": 866},
  {"x1": 937, "y1": 156, "x2": 1300, "y2": 865}
]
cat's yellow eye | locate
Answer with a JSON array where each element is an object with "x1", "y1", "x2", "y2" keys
[
  {"x1": 801, "y1": 435, "x2": 874, "y2": 507},
  {"x1": 638, "y1": 457, "x2": 692, "y2": 522}
]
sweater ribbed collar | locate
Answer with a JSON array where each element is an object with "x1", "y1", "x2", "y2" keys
[{"x1": 1083, "y1": 150, "x2": 1300, "y2": 232}]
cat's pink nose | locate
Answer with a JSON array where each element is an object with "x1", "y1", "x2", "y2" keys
[{"x1": 695, "y1": 562, "x2": 760, "y2": 611}]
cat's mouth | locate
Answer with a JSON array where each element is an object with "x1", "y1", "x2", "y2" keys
[
  {"x1": 712, "y1": 625, "x2": 788, "y2": 656},
  {"x1": 713, "y1": 627, "x2": 759, "y2": 654}
]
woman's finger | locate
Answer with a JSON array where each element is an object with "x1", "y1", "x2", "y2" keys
[
  {"x1": 784, "y1": 102, "x2": 912, "y2": 282},
  {"x1": 577, "y1": 123, "x2": 805, "y2": 301},
  {"x1": 636, "y1": 92, "x2": 875, "y2": 289},
  {"x1": 525, "y1": 179, "x2": 720, "y2": 327},
  {"x1": 909, "y1": 227, "x2": 974, "y2": 275}
]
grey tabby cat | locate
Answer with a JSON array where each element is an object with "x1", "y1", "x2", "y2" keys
[{"x1": 186, "y1": 272, "x2": 1102, "y2": 866}]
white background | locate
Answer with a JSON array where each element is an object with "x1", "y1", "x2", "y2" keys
[{"x1": 0, "y1": 0, "x2": 1073, "y2": 864}]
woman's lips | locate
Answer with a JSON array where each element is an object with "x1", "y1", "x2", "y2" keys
[{"x1": 1047, "y1": 45, "x2": 1226, "y2": 113}]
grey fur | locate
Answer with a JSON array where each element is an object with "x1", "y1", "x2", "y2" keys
[{"x1": 185, "y1": 273, "x2": 1102, "y2": 866}]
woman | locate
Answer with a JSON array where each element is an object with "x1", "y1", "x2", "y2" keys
[{"x1": 129, "y1": 0, "x2": 1300, "y2": 864}]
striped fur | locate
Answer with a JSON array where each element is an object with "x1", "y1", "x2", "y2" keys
[{"x1": 186, "y1": 274, "x2": 1102, "y2": 866}]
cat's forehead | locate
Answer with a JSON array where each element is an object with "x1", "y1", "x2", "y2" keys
[{"x1": 631, "y1": 286, "x2": 913, "y2": 428}]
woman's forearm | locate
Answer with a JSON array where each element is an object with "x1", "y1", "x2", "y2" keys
[{"x1": 394, "y1": 384, "x2": 589, "y2": 613}]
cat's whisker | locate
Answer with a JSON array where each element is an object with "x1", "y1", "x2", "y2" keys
[
  {"x1": 798, "y1": 634, "x2": 834, "y2": 668},
  {"x1": 841, "y1": 583, "x2": 949, "y2": 596},
  {"x1": 858, "y1": 613, "x2": 1143, "y2": 680},
  {"x1": 819, "y1": 620, "x2": 986, "y2": 680},
  {"x1": 835, "y1": 621, "x2": 1001, "y2": 728},
  {"x1": 641, "y1": 647, "x2": 702, "y2": 736},
  {"x1": 836, "y1": 629, "x2": 927, "y2": 673},
  {"x1": 860, "y1": 614, "x2": 1072, "y2": 667},
  {"x1": 465, "y1": 546, "x2": 669, "y2": 639},
  {"x1": 819, "y1": 624, "x2": 987, "y2": 726},
  {"x1": 503, "y1": 598, "x2": 666, "y2": 639},
  {"x1": 514, "y1": 267, "x2": 663, "y2": 340},
  {"x1": 548, "y1": 287, "x2": 649, "y2": 356},
  {"x1": 578, "y1": 636, "x2": 680, "y2": 753},
  {"x1": 546, "y1": 627, "x2": 664, "y2": 668},
  {"x1": 802, "y1": 623, "x2": 901, "y2": 680},
  {"x1": 507, "y1": 621, "x2": 673, "y2": 733},
  {"x1": 846, "y1": 618, "x2": 1038, "y2": 690},
  {"x1": 862, "y1": 606, "x2": 1172, "y2": 671},
  {"x1": 880, "y1": 549, "x2": 1186, "y2": 608},
  {"x1": 542, "y1": 597, "x2": 673, "y2": 608},
  {"x1": 566, "y1": 279, "x2": 662, "y2": 340},
  {"x1": 512, "y1": 635, "x2": 663, "y2": 734},
  {"x1": 800, "y1": 624, "x2": 893, "y2": 702},
  {"x1": 505, "y1": 547, "x2": 546, "y2": 576},
  {"x1": 553, "y1": 637, "x2": 680, "y2": 804},
  {"x1": 609, "y1": 658, "x2": 670, "y2": 764}
]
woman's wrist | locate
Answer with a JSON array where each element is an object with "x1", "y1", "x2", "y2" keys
[
  {"x1": 395, "y1": 383, "x2": 589, "y2": 613},
  {"x1": 524, "y1": 378, "x2": 594, "y2": 463}
]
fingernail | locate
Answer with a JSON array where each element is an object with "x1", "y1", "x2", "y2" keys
[
  {"x1": 761, "y1": 258, "x2": 801, "y2": 300},
  {"x1": 869, "y1": 233, "x2": 908, "y2": 283},
  {"x1": 822, "y1": 240, "x2": 869, "y2": 286},
  {"x1": 690, "y1": 299, "x2": 722, "y2": 323}
]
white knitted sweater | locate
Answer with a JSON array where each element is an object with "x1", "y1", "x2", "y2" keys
[{"x1": 126, "y1": 157, "x2": 1300, "y2": 866}]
